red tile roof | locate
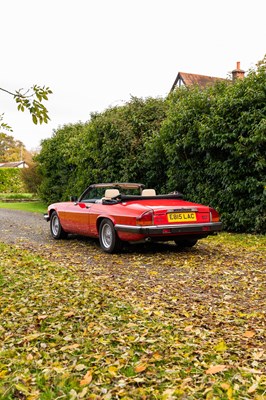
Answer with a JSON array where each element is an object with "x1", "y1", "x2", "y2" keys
[{"x1": 170, "y1": 72, "x2": 228, "y2": 92}]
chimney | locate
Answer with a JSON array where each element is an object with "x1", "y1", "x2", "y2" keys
[{"x1": 232, "y1": 61, "x2": 245, "y2": 81}]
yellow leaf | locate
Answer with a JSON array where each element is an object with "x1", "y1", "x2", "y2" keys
[
  {"x1": 80, "y1": 370, "x2": 92, "y2": 386},
  {"x1": 108, "y1": 366, "x2": 118, "y2": 376},
  {"x1": 227, "y1": 386, "x2": 234, "y2": 399},
  {"x1": 205, "y1": 365, "x2": 226, "y2": 374},
  {"x1": 0, "y1": 370, "x2": 8, "y2": 378},
  {"x1": 135, "y1": 363, "x2": 147, "y2": 373},
  {"x1": 243, "y1": 330, "x2": 255, "y2": 338},
  {"x1": 154, "y1": 310, "x2": 164, "y2": 316},
  {"x1": 214, "y1": 340, "x2": 227, "y2": 353}
]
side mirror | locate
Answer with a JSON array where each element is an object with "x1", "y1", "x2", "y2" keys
[{"x1": 70, "y1": 195, "x2": 78, "y2": 202}]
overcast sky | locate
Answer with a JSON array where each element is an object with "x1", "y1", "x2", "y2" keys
[{"x1": 1, "y1": 0, "x2": 265, "y2": 151}]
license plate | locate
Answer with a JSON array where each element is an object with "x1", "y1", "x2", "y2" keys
[{"x1": 167, "y1": 212, "x2": 197, "y2": 223}]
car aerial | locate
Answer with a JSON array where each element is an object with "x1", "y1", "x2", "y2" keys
[{"x1": 44, "y1": 182, "x2": 222, "y2": 253}]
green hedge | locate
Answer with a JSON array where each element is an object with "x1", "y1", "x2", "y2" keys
[
  {"x1": 37, "y1": 97, "x2": 167, "y2": 203},
  {"x1": 151, "y1": 67, "x2": 266, "y2": 233},
  {"x1": 0, "y1": 169, "x2": 26, "y2": 193},
  {"x1": 36, "y1": 59, "x2": 266, "y2": 233}
]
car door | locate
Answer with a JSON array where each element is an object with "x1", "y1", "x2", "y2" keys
[{"x1": 59, "y1": 202, "x2": 91, "y2": 235}]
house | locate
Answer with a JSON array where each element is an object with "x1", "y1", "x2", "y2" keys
[
  {"x1": 0, "y1": 161, "x2": 29, "y2": 168},
  {"x1": 170, "y1": 62, "x2": 245, "y2": 92},
  {"x1": 231, "y1": 61, "x2": 245, "y2": 81}
]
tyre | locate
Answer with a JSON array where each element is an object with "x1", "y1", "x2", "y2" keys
[
  {"x1": 99, "y1": 218, "x2": 122, "y2": 253},
  {"x1": 174, "y1": 239, "x2": 198, "y2": 248},
  {"x1": 50, "y1": 211, "x2": 68, "y2": 239}
]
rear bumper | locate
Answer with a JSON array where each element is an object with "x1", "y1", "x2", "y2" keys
[{"x1": 115, "y1": 222, "x2": 222, "y2": 235}]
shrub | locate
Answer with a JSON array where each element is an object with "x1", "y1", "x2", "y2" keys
[
  {"x1": 151, "y1": 61, "x2": 266, "y2": 233},
  {"x1": 0, "y1": 168, "x2": 26, "y2": 193},
  {"x1": 36, "y1": 58, "x2": 266, "y2": 233},
  {"x1": 21, "y1": 163, "x2": 42, "y2": 194}
]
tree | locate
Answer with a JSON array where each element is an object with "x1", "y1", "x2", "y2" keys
[
  {"x1": 0, "y1": 132, "x2": 32, "y2": 162},
  {"x1": 0, "y1": 84, "x2": 52, "y2": 131},
  {"x1": 0, "y1": 132, "x2": 33, "y2": 164}
]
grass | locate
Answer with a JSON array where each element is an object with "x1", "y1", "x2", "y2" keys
[
  {"x1": 0, "y1": 192, "x2": 47, "y2": 213},
  {"x1": 0, "y1": 193, "x2": 36, "y2": 200},
  {"x1": 0, "y1": 234, "x2": 265, "y2": 399},
  {"x1": 0, "y1": 201, "x2": 47, "y2": 213}
]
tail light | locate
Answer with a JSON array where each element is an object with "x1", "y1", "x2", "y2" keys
[
  {"x1": 136, "y1": 210, "x2": 154, "y2": 226},
  {"x1": 210, "y1": 208, "x2": 220, "y2": 222}
]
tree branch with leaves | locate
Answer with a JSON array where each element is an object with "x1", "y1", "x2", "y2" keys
[{"x1": 0, "y1": 84, "x2": 52, "y2": 131}]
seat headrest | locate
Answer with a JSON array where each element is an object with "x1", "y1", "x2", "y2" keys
[
  {"x1": 104, "y1": 189, "x2": 120, "y2": 198},
  {"x1": 142, "y1": 189, "x2": 156, "y2": 196}
]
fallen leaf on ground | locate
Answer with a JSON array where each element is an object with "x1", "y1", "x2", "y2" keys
[
  {"x1": 243, "y1": 330, "x2": 255, "y2": 338},
  {"x1": 205, "y1": 365, "x2": 227, "y2": 374},
  {"x1": 247, "y1": 382, "x2": 258, "y2": 393},
  {"x1": 135, "y1": 363, "x2": 147, "y2": 373},
  {"x1": 80, "y1": 370, "x2": 93, "y2": 386}
]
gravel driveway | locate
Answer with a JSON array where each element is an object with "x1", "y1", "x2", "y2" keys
[
  {"x1": 1, "y1": 208, "x2": 265, "y2": 343},
  {"x1": 0, "y1": 208, "x2": 50, "y2": 246}
]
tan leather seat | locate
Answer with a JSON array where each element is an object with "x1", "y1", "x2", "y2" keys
[
  {"x1": 104, "y1": 189, "x2": 120, "y2": 199},
  {"x1": 142, "y1": 189, "x2": 156, "y2": 196}
]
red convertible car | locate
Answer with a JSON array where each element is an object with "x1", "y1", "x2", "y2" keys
[{"x1": 44, "y1": 183, "x2": 222, "y2": 253}]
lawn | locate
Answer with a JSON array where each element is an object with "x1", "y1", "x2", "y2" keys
[
  {"x1": 0, "y1": 201, "x2": 47, "y2": 213},
  {"x1": 0, "y1": 193, "x2": 36, "y2": 200},
  {"x1": 0, "y1": 233, "x2": 265, "y2": 399},
  {"x1": 0, "y1": 193, "x2": 47, "y2": 214}
]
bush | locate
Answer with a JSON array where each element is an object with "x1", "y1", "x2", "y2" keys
[
  {"x1": 150, "y1": 61, "x2": 266, "y2": 233},
  {"x1": 36, "y1": 97, "x2": 167, "y2": 203},
  {"x1": 20, "y1": 163, "x2": 42, "y2": 194},
  {"x1": 0, "y1": 168, "x2": 26, "y2": 193},
  {"x1": 36, "y1": 58, "x2": 266, "y2": 233}
]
